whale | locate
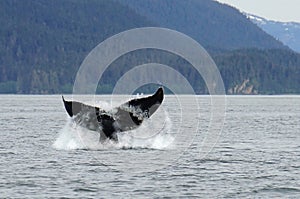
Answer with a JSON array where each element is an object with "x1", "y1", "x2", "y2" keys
[{"x1": 62, "y1": 87, "x2": 164, "y2": 143}]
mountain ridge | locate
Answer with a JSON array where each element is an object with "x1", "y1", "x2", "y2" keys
[
  {"x1": 0, "y1": 0, "x2": 299, "y2": 94},
  {"x1": 247, "y1": 13, "x2": 300, "y2": 53},
  {"x1": 118, "y1": 0, "x2": 287, "y2": 50}
]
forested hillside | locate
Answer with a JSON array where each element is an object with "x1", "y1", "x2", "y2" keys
[
  {"x1": 0, "y1": 0, "x2": 299, "y2": 94},
  {"x1": 95, "y1": 48, "x2": 300, "y2": 95},
  {"x1": 118, "y1": 0, "x2": 287, "y2": 50},
  {"x1": 214, "y1": 49, "x2": 300, "y2": 94},
  {"x1": 0, "y1": 0, "x2": 154, "y2": 93}
]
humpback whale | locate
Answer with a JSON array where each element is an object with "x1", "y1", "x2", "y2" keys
[{"x1": 62, "y1": 87, "x2": 164, "y2": 143}]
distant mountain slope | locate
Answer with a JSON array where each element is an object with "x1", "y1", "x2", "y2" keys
[
  {"x1": 118, "y1": 0, "x2": 287, "y2": 50},
  {"x1": 0, "y1": 0, "x2": 154, "y2": 93},
  {"x1": 214, "y1": 48, "x2": 300, "y2": 94},
  {"x1": 247, "y1": 14, "x2": 300, "y2": 53},
  {"x1": 0, "y1": 0, "x2": 299, "y2": 94}
]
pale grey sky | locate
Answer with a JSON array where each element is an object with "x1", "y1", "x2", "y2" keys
[{"x1": 216, "y1": 0, "x2": 300, "y2": 22}]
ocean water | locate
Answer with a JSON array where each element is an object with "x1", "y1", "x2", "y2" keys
[{"x1": 0, "y1": 95, "x2": 299, "y2": 198}]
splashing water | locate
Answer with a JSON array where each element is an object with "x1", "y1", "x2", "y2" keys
[{"x1": 52, "y1": 107, "x2": 174, "y2": 151}]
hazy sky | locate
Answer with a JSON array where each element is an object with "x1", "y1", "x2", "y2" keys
[{"x1": 216, "y1": 0, "x2": 300, "y2": 22}]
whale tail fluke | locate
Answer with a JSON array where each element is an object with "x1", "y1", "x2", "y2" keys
[{"x1": 62, "y1": 87, "x2": 164, "y2": 143}]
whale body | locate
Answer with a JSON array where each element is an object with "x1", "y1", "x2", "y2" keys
[{"x1": 62, "y1": 87, "x2": 164, "y2": 143}]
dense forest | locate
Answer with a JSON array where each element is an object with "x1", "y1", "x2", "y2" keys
[
  {"x1": 0, "y1": 0, "x2": 154, "y2": 94},
  {"x1": 214, "y1": 49, "x2": 300, "y2": 94},
  {"x1": 118, "y1": 0, "x2": 286, "y2": 50},
  {"x1": 0, "y1": 0, "x2": 299, "y2": 94}
]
